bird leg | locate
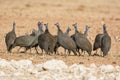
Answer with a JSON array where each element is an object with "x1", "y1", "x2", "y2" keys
[
  {"x1": 82, "y1": 50, "x2": 85, "y2": 56},
  {"x1": 77, "y1": 49, "x2": 81, "y2": 56},
  {"x1": 35, "y1": 47, "x2": 39, "y2": 54},
  {"x1": 64, "y1": 49, "x2": 67, "y2": 57},
  {"x1": 68, "y1": 50, "x2": 71, "y2": 56}
]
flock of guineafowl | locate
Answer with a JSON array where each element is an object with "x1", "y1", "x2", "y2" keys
[{"x1": 5, "y1": 22, "x2": 111, "y2": 57}]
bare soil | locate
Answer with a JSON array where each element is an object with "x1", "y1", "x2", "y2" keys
[{"x1": 0, "y1": 0, "x2": 120, "y2": 66}]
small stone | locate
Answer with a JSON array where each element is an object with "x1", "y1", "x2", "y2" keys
[
  {"x1": 79, "y1": 62, "x2": 84, "y2": 64},
  {"x1": 112, "y1": 61, "x2": 116, "y2": 64}
]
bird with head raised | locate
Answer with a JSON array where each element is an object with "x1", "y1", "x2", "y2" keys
[
  {"x1": 5, "y1": 22, "x2": 16, "y2": 53},
  {"x1": 38, "y1": 23, "x2": 57, "y2": 55},
  {"x1": 101, "y1": 24, "x2": 111, "y2": 57},
  {"x1": 64, "y1": 27, "x2": 71, "y2": 36},
  {"x1": 12, "y1": 22, "x2": 43, "y2": 54},
  {"x1": 55, "y1": 22, "x2": 77, "y2": 57},
  {"x1": 84, "y1": 25, "x2": 90, "y2": 38},
  {"x1": 71, "y1": 23, "x2": 92, "y2": 56}
]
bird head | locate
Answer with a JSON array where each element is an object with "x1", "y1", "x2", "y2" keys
[
  {"x1": 44, "y1": 23, "x2": 49, "y2": 30},
  {"x1": 72, "y1": 23, "x2": 78, "y2": 31},
  {"x1": 13, "y1": 21, "x2": 16, "y2": 26},
  {"x1": 38, "y1": 21, "x2": 43, "y2": 33},
  {"x1": 103, "y1": 24, "x2": 107, "y2": 33},
  {"x1": 55, "y1": 22, "x2": 60, "y2": 30},
  {"x1": 85, "y1": 25, "x2": 89, "y2": 33},
  {"x1": 67, "y1": 27, "x2": 71, "y2": 32}
]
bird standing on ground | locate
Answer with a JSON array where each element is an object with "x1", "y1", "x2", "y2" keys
[
  {"x1": 101, "y1": 24, "x2": 111, "y2": 57},
  {"x1": 5, "y1": 22, "x2": 16, "y2": 53},
  {"x1": 55, "y1": 22, "x2": 77, "y2": 57}
]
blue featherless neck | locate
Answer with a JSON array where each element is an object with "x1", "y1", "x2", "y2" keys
[
  {"x1": 103, "y1": 24, "x2": 107, "y2": 33},
  {"x1": 38, "y1": 23, "x2": 43, "y2": 33},
  {"x1": 85, "y1": 25, "x2": 88, "y2": 33},
  {"x1": 13, "y1": 22, "x2": 16, "y2": 31}
]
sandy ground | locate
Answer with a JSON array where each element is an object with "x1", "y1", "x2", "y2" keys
[{"x1": 0, "y1": 0, "x2": 120, "y2": 66}]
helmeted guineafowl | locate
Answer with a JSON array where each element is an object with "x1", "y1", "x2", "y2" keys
[
  {"x1": 38, "y1": 23, "x2": 57, "y2": 55},
  {"x1": 55, "y1": 22, "x2": 77, "y2": 57},
  {"x1": 64, "y1": 27, "x2": 71, "y2": 36},
  {"x1": 12, "y1": 22, "x2": 42, "y2": 54},
  {"x1": 54, "y1": 27, "x2": 71, "y2": 55},
  {"x1": 23, "y1": 29, "x2": 42, "y2": 54},
  {"x1": 93, "y1": 34, "x2": 104, "y2": 55},
  {"x1": 101, "y1": 24, "x2": 111, "y2": 57},
  {"x1": 5, "y1": 22, "x2": 16, "y2": 53},
  {"x1": 72, "y1": 23, "x2": 92, "y2": 56},
  {"x1": 81, "y1": 25, "x2": 91, "y2": 55}
]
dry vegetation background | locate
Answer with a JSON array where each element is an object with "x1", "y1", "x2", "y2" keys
[{"x1": 0, "y1": 0, "x2": 120, "y2": 66}]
